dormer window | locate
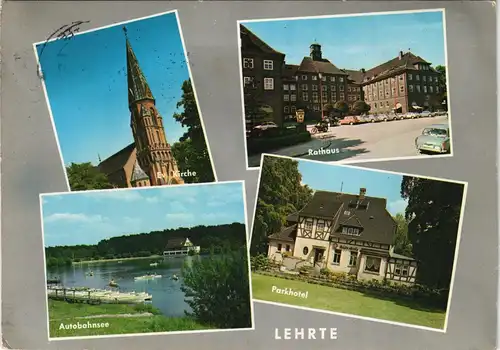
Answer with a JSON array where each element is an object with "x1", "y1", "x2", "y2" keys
[
  {"x1": 341, "y1": 226, "x2": 361, "y2": 236},
  {"x1": 343, "y1": 210, "x2": 351, "y2": 216}
]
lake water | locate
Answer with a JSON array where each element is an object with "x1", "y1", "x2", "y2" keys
[{"x1": 46, "y1": 256, "x2": 202, "y2": 317}]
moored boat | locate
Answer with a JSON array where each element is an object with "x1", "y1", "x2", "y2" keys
[{"x1": 134, "y1": 273, "x2": 162, "y2": 281}]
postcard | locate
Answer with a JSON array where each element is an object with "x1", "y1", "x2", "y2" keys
[
  {"x1": 40, "y1": 181, "x2": 253, "y2": 339},
  {"x1": 249, "y1": 154, "x2": 467, "y2": 332},
  {"x1": 34, "y1": 10, "x2": 216, "y2": 190},
  {"x1": 238, "y1": 9, "x2": 452, "y2": 168}
]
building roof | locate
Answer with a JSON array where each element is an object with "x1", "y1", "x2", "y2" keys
[
  {"x1": 165, "y1": 238, "x2": 188, "y2": 249},
  {"x1": 239, "y1": 24, "x2": 285, "y2": 56},
  {"x1": 98, "y1": 143, "x2": 135, "y2": 176},
  {"x1": 298, "y1": 191, "x2": 344, "y2": 219},
  {"x1": 297, "y1": 56, "x2": 348, "y2": 76},
  {"x1": 125, "y1": 30, "x2": 155, "y2": 107},
  {"x1": 286, "y1": 212, "x2": 299, "y2": 223},
  {"x1": 130, "y1": 160, "x2": 149, "y2": 182},
  {"x1": 299, "y1": 190, "x2": 397, "y2": 245},
  {"x1": 283, "y1": 64, "x2": 300, "y2": 82},
  {"x1": 268, "y1": 225, "x2": 297, "y2": 242},
  {"x1": 390, "y1": 252, "x2": 415, "y2": 261},
  {"x1": 363, "y1": 51, "x2": 434, "y2": 83},
  {"x1": 341, "y1": 69, "x2": 365, "y2": 85}
]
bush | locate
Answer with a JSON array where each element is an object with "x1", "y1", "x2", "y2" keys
[
  {"x1": 181, "y1": 246, "x2": 252, "y2": 329},
  {"x1": 250, "y1": 254, "x2": 271, "y2": 271},
  {"x1": 247, "y1": 131, "x2": 311, "y2": 155}
]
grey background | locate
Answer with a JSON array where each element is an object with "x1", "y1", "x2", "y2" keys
[{"x1": 1, "y1": 1, "x2": 497, "y2": 349}]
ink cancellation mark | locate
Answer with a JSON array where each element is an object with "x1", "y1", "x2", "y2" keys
[{"x1": 37, "y1": 20, "x2": 91, "y2": 80}]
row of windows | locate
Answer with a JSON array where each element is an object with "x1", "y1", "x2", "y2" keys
[
  {"x1": 347, "y1": 95, "x2": 362, "y2": 102},
  {"x1": 348, "y1": 86, "x2": 361, "y2": 92},
  {"x1": 276, "y1": 243, "x2": 291, "y2": 252},
  {"x1": 330, "y1": 249, "x2": 357, "y2": 266},
  {"x1": 298, "y1": 92, "x2": 345, "y2": 103},
  {"x1": 243, "y1": 58, "x2": 274, "y2": 70},
  {"x1": 367, "y1": 84, "x2": 440, "y2": 101},
  {"x1": 365, "y1": 74, "x2": 439, "y2": 92}
]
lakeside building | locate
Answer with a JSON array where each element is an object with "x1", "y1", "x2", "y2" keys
[
  {"x1": 267, "y1": 188, "x2": 417, "y2": 285},
  {"x1": 97, "y1": 27, "x2": 184, "y2": 188},
  {"x1": 163, "y1": 237, "x2": 200, "y2": 257}
]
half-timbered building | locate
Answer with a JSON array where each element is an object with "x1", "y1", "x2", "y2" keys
[{"x1": 267, "y1": 188, "x2": 417, "y2": 284}]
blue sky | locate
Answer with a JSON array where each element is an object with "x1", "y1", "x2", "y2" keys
[
  {"x1": 41, "y1": 182, "x2": 245, "y2": 247},
  {"x1": 296, "y1": 159, "x2": 407, "y2": 216},
  {"x1": 36, "y1": 11, "x2": 193, "y2": 165},
  {"x1": 242, "y1": 10, "x2": 445, "y2": 70}
]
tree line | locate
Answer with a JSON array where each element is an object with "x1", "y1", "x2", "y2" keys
[
  {"x1": 66, "y1": 78, "x2": 214, "y2": 191},
  {"x1": 46, "y1": 222, "x2": 246, "y2": 267}
]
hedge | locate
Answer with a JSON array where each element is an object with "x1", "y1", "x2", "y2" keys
[
  {"x1": 247, "y1": 131, "x2": 311, "y2": 155},
  {"x1": 254, "y1": 270, "x2": 448, "y2": 309}
]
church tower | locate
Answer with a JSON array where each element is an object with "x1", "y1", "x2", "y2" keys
[{"x1": 124, "y1": 27, "x2": 184, "y2": 186}]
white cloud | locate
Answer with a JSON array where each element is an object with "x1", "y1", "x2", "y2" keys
[
  {"x1": 44, "y1": 212, "x2": 106, "y2": 224},
  {"x1": 387, "y1": 199, "x2": 408, "y2": 215},
  {"x1": 169, "y1": 201, "x2": 187, "y2": 211},
  {"x1": 165, "y1": 213, "x2": 195, "y2": 222},
  {"x1": 202, "y1": 212, "x2": 229, "y2": 220},
  {"x1": 82, "y1": 190, "x2": 144, "y2": 202}
]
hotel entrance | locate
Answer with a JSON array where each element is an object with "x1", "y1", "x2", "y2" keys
[{"x1": 313, "y1": 247, "x2": 325, "y2": 267}]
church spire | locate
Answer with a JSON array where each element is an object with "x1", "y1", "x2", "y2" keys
[{"x1": 124, "y1": 26, "x2": 154, "y2": 108}]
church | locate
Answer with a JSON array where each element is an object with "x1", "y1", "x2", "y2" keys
[{"x1": 97, "y1": 27, "x2": 184, "y2": 188}]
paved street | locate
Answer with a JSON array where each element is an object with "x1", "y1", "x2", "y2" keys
[{"x1": 247, "y1": 116, "x2": 449, "y2": 167}]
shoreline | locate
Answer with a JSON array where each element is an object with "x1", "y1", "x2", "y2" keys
[{"x1": 72, "y1": 255, "x2": 162, "y2": 265}]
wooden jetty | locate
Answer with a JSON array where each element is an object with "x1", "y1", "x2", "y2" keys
[{"x1": 47, "y1": 287, "x2": 152, "y2": 305}]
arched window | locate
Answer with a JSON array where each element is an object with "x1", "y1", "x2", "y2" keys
[{"x1": 303, "y1": 247, "x2": 309, "y2": 255}]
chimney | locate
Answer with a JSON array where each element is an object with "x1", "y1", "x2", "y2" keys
[
  {"x1": 359, "y1": 188, "x2": 366, "y2": 200},
  {"x1": 398, "y1": 51, "x2": 403, "y2": 60}
]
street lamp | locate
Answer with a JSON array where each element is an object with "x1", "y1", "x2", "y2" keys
[{"x1": 318, "y1": 72, "x2": 324, "y2": 120}]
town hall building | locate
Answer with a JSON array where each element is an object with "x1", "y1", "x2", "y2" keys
[
  {"x1": 267, "y1": 188, "x2": 417, "y2": 284},
  {"x1": 97, "y1": 27, "x2": 184, "y2": 188}
]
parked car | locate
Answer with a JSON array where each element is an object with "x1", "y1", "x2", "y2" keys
[
  {"x1": 383, "y1": 113, "x2": 398, "y2": 121},
  {"x1": 405, "y1": 112, "x2": 419, "y2": 119},
  {"x1": 360, "y1": 115, "x2": 377, "y2": 123},
  {"x1": 253, "y1": 121, "x2": 278, "y2": 130},
  {"x1": 340, "y1": 116, "x2": 361, "y2": 125},
  {"x1": 419, "y1": 111, "x2": 432, "y2": 118},
  {"x1": 415, "y1": 124, "x2": 451, "y2": 154}
]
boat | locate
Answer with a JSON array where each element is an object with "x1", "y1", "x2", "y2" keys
[
  {"x1": 149, "y1": 262, "x2": 158, "y2": 267},
  {"x1": 134, "y1": 273, "x2": 162, "y2": 281},
  {"x1": 85, "y1": 271, "x2": 94, "y2": 277},
  {"x1": 171, "y1": 274, "x2": 179, "y2": 281},
  {"x1": 109, "y1": 280, "x2": 119, "y2": 288}
]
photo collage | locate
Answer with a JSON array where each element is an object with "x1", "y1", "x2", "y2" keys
[{"x1": 33, "y1": 8, "x2": 466, "y2": 341}]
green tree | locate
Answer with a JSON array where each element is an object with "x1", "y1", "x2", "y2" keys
[
  {"x1": 351, "y1": 101, "x2": 371, "y2": 115},
  {"x1": 334, "y1": 101, "x2": 349, "y2": 117},
  {"x1": 251, "y1": 157, "x2": 313, "y2": 255},
  {"x1": 66, "y1": 162, "x2": 113, "y2": 191},
  {"x1": 401, "y1": 176, "x2": 464, "y2": 290},
  {"x1": 181, "y1": 245, "x2": 252, "y2": 328},
  {"x1": 435, "y1": 65, "x2": 447, "y2": 109},
  {"x1": 393, "y1": 213, "x2": 413, "y2": 257},
  {"x1": 244, "y1": 82, "x2": 270, "y2": 127},
  {"x1": 172, "y1": 79, "x2": 215, "y2": 183}
]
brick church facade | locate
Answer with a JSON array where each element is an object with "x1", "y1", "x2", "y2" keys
[{"x1": 97, "y1": 27, "x2": 184, "y2": 188}]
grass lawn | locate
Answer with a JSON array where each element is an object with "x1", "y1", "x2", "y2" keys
[
  {"x1": 252, "y1": 273, "x2": 446, "y2": 329},
  {"x1": 48, "y1": 300, "x2": 213, "y2": 337}
]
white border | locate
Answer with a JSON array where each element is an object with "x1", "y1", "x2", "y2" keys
[
  {"x1": 32, "y1": 9, "x2": 219, "y2": 190},
  {"x1": 237, "y1": 8, "x2": 454, "y2": 170},
  {"x1": 249, "y1": 153, "x2": 468, "y2": 333},
  {"x1": 39, "y1": 180, "x2": 255, "y2": 340}
]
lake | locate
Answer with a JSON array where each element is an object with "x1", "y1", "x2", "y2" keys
[{"x1": 46, "y1": 255, "x2": 202, "y2": 317}]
